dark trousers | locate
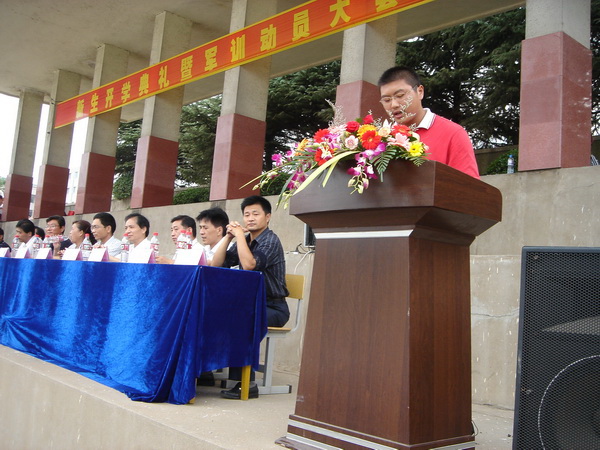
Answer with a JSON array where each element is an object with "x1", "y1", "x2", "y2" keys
[{"x1": 229, "y1": 300, "x2": 290, "y2": 381}]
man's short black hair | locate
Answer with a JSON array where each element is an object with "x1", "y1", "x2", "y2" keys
[
  {"x1": 0, "y1": 227, "x2": 4, "y2": 237},
  {"x1": 196, "y1": 207, "x2": 230, "y2": 237},
  {"x1": 16, "y1": 219, "x2": 35, "y2": 235},
  {"x1": 125, "y1": 213, "x2": 150, "y2": 237},
  {"x1": 93, "y1": 212, "x2": 117, "y2": 236},
  {"x1": 171, "y1": 215, "x2": 197, "y2": 238},
  {"x1": 377, "y1": 66, "x2": 423, "y2": 88},
  {"x1": 241, "y1": 195, "x2": 272, "y2": 215},
  {"x1": 46, "y1": 215, "x2": 66, "y2": 228}
]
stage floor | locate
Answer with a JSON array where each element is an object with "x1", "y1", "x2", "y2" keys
[{"x1": 0, "y1": 345, "x2": 513, "y2": 449}]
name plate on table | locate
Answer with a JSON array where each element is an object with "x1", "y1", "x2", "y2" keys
[
  {"x1": 35, "y1": 247, "x2": 54, "y2": 260},
  {"x1": 174, "y1": 248, "x2": 207, "y2": 266},
  {"x1": 0, "y1": 248, "x2": 10, "y2": 258},
  {"x1": 15, "y1": 246, "x2": 31, "y2": 259},
  {"x1": 89, "y1": 247, "x2": 109, "y2": 262},
  {"x1": 62, "y1": 248, "x2": 82, "y2": 261},
  {"x1": 128, "y1": 248, "x2": 156, "y2": 264}
]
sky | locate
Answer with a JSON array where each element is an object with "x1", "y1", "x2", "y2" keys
[{"x1": 0, "y1": 93, "x2": 85, "y2": 184}]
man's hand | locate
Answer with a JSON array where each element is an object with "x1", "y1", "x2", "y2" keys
[{"x1": 226, "y1": 221, "x2": 247, "y2": 240}]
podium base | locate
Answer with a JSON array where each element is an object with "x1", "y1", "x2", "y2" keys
[{"x1": 276, "y1": 415, "x2": 475, "y2": 450}]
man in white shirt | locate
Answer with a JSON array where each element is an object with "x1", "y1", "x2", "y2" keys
[
  {"x1": 124, "y1": 213, "x2": 151, "y2": 260},
  {"x1": 156, "y1": 215, "x2": 201, "y2": 264},
  {"x1": 45, "y1": 215, "x2": 72, "y2": 254},
  {"x1": 15, "y1": 218, "x2": 36, "y2": 254},
  {"x1": 196, "y1": 207, "x2": 229, "y2": 262},
  {"x1": 91, "y1": 212, "x2": 122, "y2": 259}
]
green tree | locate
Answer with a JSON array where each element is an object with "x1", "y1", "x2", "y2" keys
[
  {"x1": 264, "y1": 60, "x2": 340, "y2": 168},
  {"x1": 113, "y1": 119, "x2": 141, "y2": 199},
  {"x1": 177, "y1": 97, "x2": 221, "y2": 186},
  {"x1": 396, "y1": 8, "x2": 524, "y2": 148}
]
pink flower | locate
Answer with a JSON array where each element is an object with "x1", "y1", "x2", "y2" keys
[
  {"x1": 347, "y1": 166, "x2": 362, "y2": 176},
  {"x1": 363, "y1": 114, "x2": 374, "y2": 125},
  {"x1": 354, "y1": 154, "x2": 367, "y2": 165},
  {"x1": 393, "y1": 133, "x2": 410, "y2": 150},
  {"x1": 372, "y1": 142, "x2": 386, "y2": 156},
  {"x1": 345, "y1": 135, "x2": 359, "y2": 150},
  {"x1": 272, "y1": 153, "x2": 283, "y2": 166},
  {"x1": 365, "y1": 165, "x2": 378, "y2": 179}
]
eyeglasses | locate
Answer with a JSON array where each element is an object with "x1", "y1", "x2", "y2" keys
[
  {"x1": 91, "y1": 225, "x2": 105, "y2": 230},
  {"x1": 379, "y1": 86, "x2": 418, "y2": 105}
]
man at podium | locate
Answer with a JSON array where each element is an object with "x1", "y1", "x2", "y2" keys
[{"x1": 378, "y1": 66, "x2": 480, "y2": 179}]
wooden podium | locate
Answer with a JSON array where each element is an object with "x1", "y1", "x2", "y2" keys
[{"x1": 278, "y1": 161, "x2": 502, "y2": 450}]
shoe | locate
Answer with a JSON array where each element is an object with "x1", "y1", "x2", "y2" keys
[
  {"x1": 220, "y1": 382, "x2": 259, "y2": 399},
  {"x1": 196, "y1": 371, "x2": 215, "y2": 386}
]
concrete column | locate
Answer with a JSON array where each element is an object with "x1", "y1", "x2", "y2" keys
[
  {"x1": 519, "y1": 0, "x2": 592, "y2": 171},
  {"x1": 75, "y1": 44, "x2": 129, "y2": 214},
  {"x1": 3, "y1": 90, "x2": 44, "y2": 221},
  {"x1": 209, "y1": 0, "x2": 276, "y2": 201},
  {"x1": 130, "y1": 11, "x2": 192, "y2": 209},
  {"x1": 335, "y1": 16, "x2": 397, "y2": 122},
  {"x1": 33, "y1": 70, "x2": 81, "y2": 218}
]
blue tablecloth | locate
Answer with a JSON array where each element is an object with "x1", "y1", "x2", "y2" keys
[{"x1": 0, "y1": 258, "x2": 267, "y2": 404}]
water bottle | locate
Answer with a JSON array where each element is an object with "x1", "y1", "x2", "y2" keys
[
  {"x1": 42, "y1": 235, "x2": 50, "y2": 249},
  {"x1": 150, "y1": 232, "x2": 160, "y2": 258},
  {"x1": 173, "y1": 231, "x2": 187, "y2": 261},
  {"x1": 81, "y1": 234, "x2": 93, "y2": 261},
  {"x1": 31, "y1": 234, "x2": 42, "y2": 258},
  {"x1": 12, "y1": 235, "x2": 20, "y2": 252},
  {"x1": 120, "y1": 233, "x2": 130, "y2": 263},
  {"x1": 185, "y1": 230, "x2": 193, "y2": 250},
  {"x1": 507, "y1": 154, "x2": 515, "y2": 174}
]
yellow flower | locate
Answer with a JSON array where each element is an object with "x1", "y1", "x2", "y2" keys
[
  {"x1": 296, "y1": 138, "x2": 309, "y2": 155},
  {"x1": 408, "y1": 142, "x2": 424, "y2": 157},
  {"x1": 357, "y1": 124, "x2": 376, "y2": 138}
]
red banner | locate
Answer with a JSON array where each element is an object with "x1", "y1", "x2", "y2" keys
[{"x1": 54, "y1": 0, "x2": 433, "y2": 128}]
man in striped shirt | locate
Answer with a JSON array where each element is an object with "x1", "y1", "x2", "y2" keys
[{"x1": 211, "y1": 195, "x2": 289, "y2": 399}]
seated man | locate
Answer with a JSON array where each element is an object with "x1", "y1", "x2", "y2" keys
[
  {"x1": 196, "y1": 207, "x2": 229, "y2": 262},
  {"x1": 211, "y1": 195, "x2": 289, "y2": 399},
  {"x1": 45, "y1": 215, "x2": 72, "y2": 254},
  {"x1": 156, "y1": 215, "x2": 201, "y2": 264},
  {"x1": 124, "y1": 213, "x2": 151, "y2": 260},
  {"x1": 0, "y1": 227, "x2": 11, "y2": 254},
  {"x1": 91, "y1": 212, "x2": 122, "y2": 259},
  {"x1": 15, "y1": 219, "x2": 36, "y2": 254}
]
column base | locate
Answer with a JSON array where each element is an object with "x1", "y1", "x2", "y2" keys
[
  {"x1": 210, "y1": 114, "x2": 266, "y2": 201},
  {"x1": 3, "y1": 174, "x2": 33, "y2": 222},
  {"x1": 75, "y1": 152, "x2": 116, "y2": 215},
  {"x1": 519, "y1": 32, "x2": 592, "y2": 171},
  {"x1": 335, "y1": 80, "x2": 388, "y2": 122},
  {"x1": 32, "y1": 164, "x2": 69, "y2": 219},
  {"x1": 130, "y1": 135, "x2": 179, "y2": 209}
]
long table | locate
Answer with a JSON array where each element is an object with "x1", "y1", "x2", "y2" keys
[{"x1": 0, "y1": 258, "x2": 267, "y2": 404}]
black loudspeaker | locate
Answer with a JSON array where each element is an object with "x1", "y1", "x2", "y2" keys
[{"x1": 513, "y1": 247, "x2": 600, "y2": 449}]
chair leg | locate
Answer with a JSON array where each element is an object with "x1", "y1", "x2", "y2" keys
[
  {"x1": 257, "y1": 336, "x2": 293, "y2": 395},
  {"x1": 240, "y1": 365, "x2": 251, "y2": 400},
  {"x1": 260, "y1": 335, "x2": 276, "y2": 388}
]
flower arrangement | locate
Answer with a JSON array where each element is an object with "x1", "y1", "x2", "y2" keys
[{"x1": 246, "y1": 107, "x2": 429, "y2": 207}]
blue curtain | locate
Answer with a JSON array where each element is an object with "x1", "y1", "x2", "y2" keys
[{"x1": 0, "y1": 258, "x2": 267, "y2": 404}]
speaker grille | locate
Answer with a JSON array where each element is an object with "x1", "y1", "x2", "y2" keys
[{"x1": 513, "y1": 247, "x2": 600, "y2": 449}]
